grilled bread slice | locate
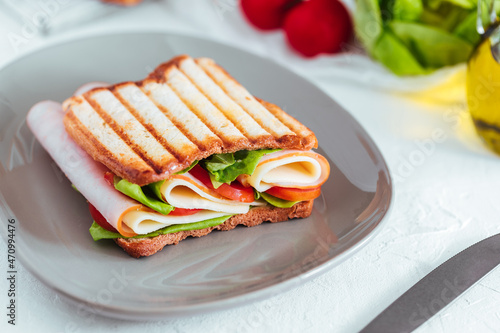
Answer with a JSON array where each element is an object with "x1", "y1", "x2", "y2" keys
[{"x1": 62, "y1": 55, "x2": 317, "y2": 186}]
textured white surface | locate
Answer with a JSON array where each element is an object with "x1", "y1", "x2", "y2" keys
[{"x1": 1, "y1": 1, "x2": 500, "y2": 332}]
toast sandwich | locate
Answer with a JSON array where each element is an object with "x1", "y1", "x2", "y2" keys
[{"x1": 27, "y1": 55, "x2": 330, "y2": 258}]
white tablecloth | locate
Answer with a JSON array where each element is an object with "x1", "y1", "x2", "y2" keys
[{"x1": 1, "y1": 1, "x2": 500, "y2": 332}]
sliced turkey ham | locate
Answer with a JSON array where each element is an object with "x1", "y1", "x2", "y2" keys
[
  {"x1": 239, "y1": 150, "x2": 330, "y2": 192},
  {"x1": 159, "y1": 173, "x2": 265, "y2": 214},
  {"x1": 27, "y1": 101, "x2": 141, "y2": 237},
  {"x1": 122, "y1": 210, "x2": 229, "y2": 235}
]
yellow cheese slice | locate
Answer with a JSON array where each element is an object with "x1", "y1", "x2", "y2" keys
[
  {"x1": 160, "y1": 173, "x2": 265, "y2": 214},
  {"x1": 242, "y1": 150, "x2": 330, "y2": 192}
]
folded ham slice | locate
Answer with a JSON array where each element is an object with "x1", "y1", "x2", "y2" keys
[
  {"x1": 239, "y1": 150, "x2": 330, "y2": 192},
  {"x1": 27, "y1": 101, "x2": 141, "y2": 237},
  {"x1": 122, "y1": 210, "x2": 228, "y2": 235},
  {"x1": 159, "y1": 173, "x2": 265, "y2": 214}
]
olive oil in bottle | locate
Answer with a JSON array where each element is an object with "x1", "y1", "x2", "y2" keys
[{"x1": 467, "y1": 32, "x2": 500, "y2": 154}]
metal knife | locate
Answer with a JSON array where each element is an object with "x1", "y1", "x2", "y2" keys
[{"x1": 359, "y1": 233, "x2": 500, "y2": 333}]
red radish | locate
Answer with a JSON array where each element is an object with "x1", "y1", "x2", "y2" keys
[
  {"x1": 283, "y1": 0, "x2": 352, "y2": 57},
  {"x1": 240, "y1": 0, "x2": 300, "y2": 30}
]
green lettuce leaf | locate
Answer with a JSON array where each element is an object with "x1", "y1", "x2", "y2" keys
[
  {"x1": 175, "y1": 160, "x2": 198, "y2": 174},
  {"x1": 144, "y1": 161, "x2": 199, "y2": 202},
  {"x1": 354, "y1": 0, "x2": 383, "y2": 51},
  {"x1": 114, "y1": 178, "x2": 174, "y2": 215},
  {"x1": 420, "y1": 5, "x2": 470, "y2": 33},
  {"x1": 89, "y1": 223, "x2": 121, "y2": 241},
  {"x1": 426, "y1": 0, "x2": 475, "y2": 10},
  {"x1": 355, "y1": 0, "x2": 483, "y2": 75},
  {"x1": 372, "y1": 31, "x2": 428, "y2": 75},
  {"x1": 453, "y1": 10, "x2": 481, "y2": 45},
  {"x1": 202, "y1": 149, "x2": 280, "y2": 185},
  {"x1": 89, "y1": 215, "x2": 232, "y2": 241},
  {"x1": 204, "y1": 153, "x2": 234, "y2": 172},
  {"x1": 393, "y1": 0, "x2": 423, "y2": 22},
  {"x1": 258, "y1": 192, "x2": 299, "y2": 208},
  {"x1": 147, "y1": 180, "x2": 166, "y2": 203},
  {"x1": 208, "y1": 173, "x2": 225, "y2": 189},
  {"x1": 389, "y1": 21, "x2": 473, "y2": 68}
]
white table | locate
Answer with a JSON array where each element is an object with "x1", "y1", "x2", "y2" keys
[{"x1": 2, "y1": 1, "x2": 500, "y2": 332}]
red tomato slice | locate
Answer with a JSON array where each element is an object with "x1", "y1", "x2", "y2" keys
[
  {"x1": 265, "y1": 186, "x2": 321, "y2": 201},
  {"x1": 190, "y1": 164, "x2": 214, "y2": 188},
  {"x1": 88, "y1": 202, "x2": 118, "y2": 233},
  {"x1": 215, "y1": 181, "x2": 254, "y2": 203},
  {"x1": 190, "y1": 165, "x2": 254, "y2": 203},
  {"x1": 104, "y1": 172, "x2": 114, "y2": 186},
  {"x1": 168, "y1": 208, "x2": 202, "y2": 216}
]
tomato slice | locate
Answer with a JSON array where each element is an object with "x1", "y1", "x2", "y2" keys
[
  {"x1": 168, "y1": 208, "x2": 202, "y2": 216},
  {"x1": 190, "y1": 165, "x2": 254, "y2": 203},
  {"x1": 88, "y1": 202, "x2": 118, "y2": 232},
  {"x1": 215, "y1": 181, "x2": 255, "y2": 203},
  {"x1": 189, "y1": 164, "x2": 213, "y2": 188},
  {"x1": 265, "y1": 186, "x2": 321, "y2": 201},
  {"x1": 104, "y1": 172, "x2": 114, "y2": 186}
]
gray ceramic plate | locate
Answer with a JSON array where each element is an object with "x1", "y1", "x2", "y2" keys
[{"x1": 0, "y1": 32, "x2": 392, "y2": 320}]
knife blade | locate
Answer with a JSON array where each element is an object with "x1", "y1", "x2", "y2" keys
[{"x1": 359, "y1": 233, "x2": 500, "y2": 333}]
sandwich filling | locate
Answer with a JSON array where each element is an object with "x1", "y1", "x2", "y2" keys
[{"x1": 96, "y1": 148, "x2": 329, "y2": 239}]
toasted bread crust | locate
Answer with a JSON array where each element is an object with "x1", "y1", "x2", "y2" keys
[
  {"x1": 63, "y1": 55, "x2": 318, "y2": 186},
  {"x1": 115, "y1": 200, "x2": 314, "y2": 258}
]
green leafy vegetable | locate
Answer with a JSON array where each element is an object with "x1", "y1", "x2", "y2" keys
[
  {"x1": 204, "y1": 153, "x2": 234, "y2": 172},
  {"x1": 208, "y1": 174, "x2": 225, "y2": 189},
  {"x1": 145, "y1": 161, "x2": 199, "y2": 202},
  {"x1": 393, "y1": 0, "x2": 423, "y2": 21},
  {"x1": 354, "y1": 0, "x2": 496, "y2": 75},
  {"x1": 255, "y1": 191, "x2": 299, "y2": 208},
  {"x1": 89, "y1": 215, "x2": 232, "y2": 241},
  {"x1": 389, "y1": 21, "x2": 473, "y2": 68},
  {"x1": 354, "y1": 0, "x2": 383, "y2": 51},
  {"x1": 202, "y1": 149, "x2": 280, "y2": 185},
  {"x1": 89, "y1": 223, "x2": 121, "y2": 241},
  {"x1": 432, "y1": 0, "x2": 475, "y2": 9},
  {"x1": 114, "y1": 178, "x2": 174, "y2": 215},
  {"x1": 453, "y1": 10, "x2": 481, "y2": 45},
  {"x1": 372, "y1": 31, "x2": 427, "y2": 75},
  {"x1": 175, "y1": 160, "x2": 198, "y2": 174},
  {"x1": 147, "y1": 180, "x2": 166, "y2": 203}
]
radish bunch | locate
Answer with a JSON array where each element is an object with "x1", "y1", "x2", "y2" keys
[{"x1": 240, "y1": 0, "x2": 353, "y2": 57}]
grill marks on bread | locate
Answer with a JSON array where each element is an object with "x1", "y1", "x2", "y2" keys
[
  {"x1": 64, "y1": 97, "x2": 156, "y2": 182},
  {"x1": 195, "y1": 58, "x2": 295, "y2": 140},
  {"x1": 165, "y1": 67, "x2": 247, "y2": 149},
  {"x1": 85, "y1": 89, "x2": 174, "y2": 174},
  {"x1": 112, "y1": 83, "x2": 199, "y2": 165},
  {"x1": 63, "y1": 55, "x2": 317, "y2": 186},
  {"x1": 178, "y1": 57, "x2": 272, "y2": 143}
]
